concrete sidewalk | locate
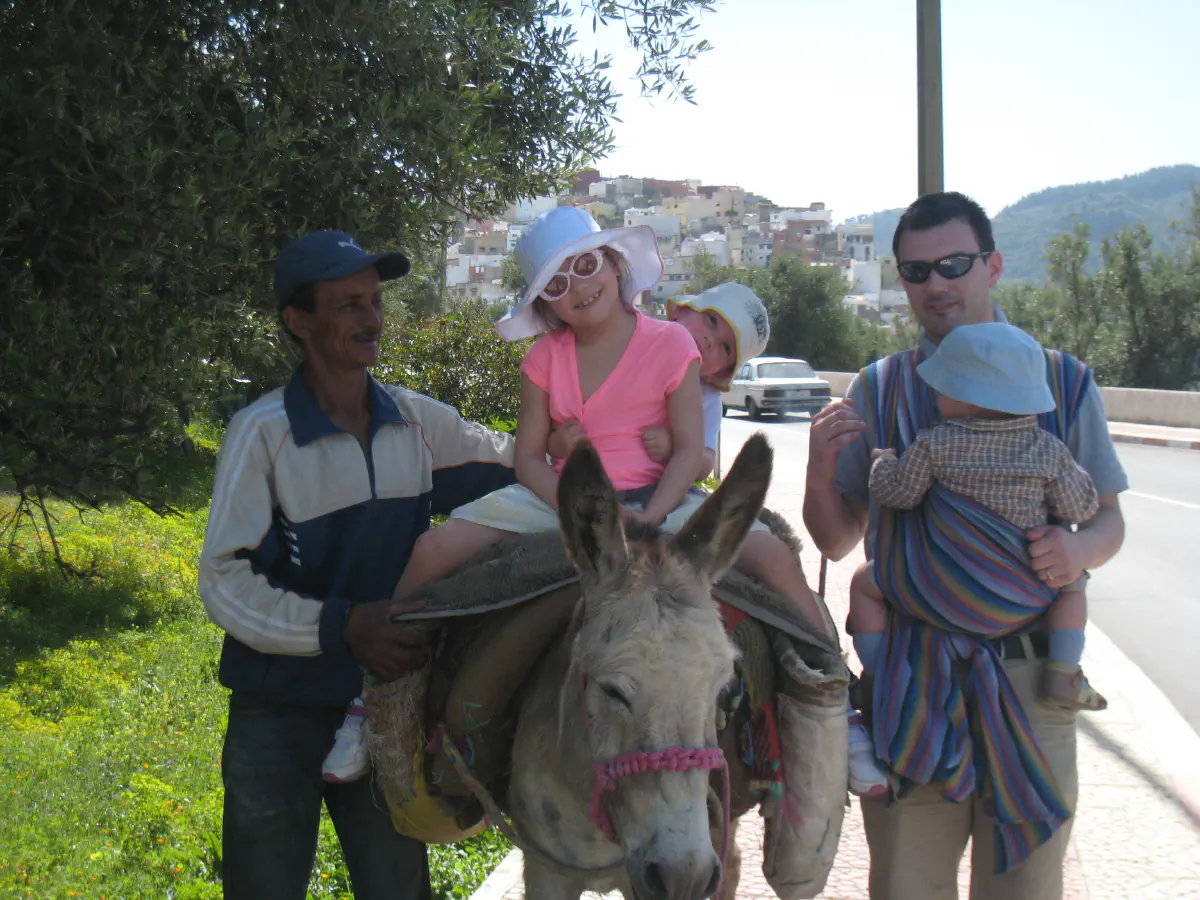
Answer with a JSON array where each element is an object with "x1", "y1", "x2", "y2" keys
[
  {"x1": 470, "y1": 422, "x2": 1200, "y2": 900},
  {"x1": 1107, "y1": 420, "x2": 1200, "y2": 451}
]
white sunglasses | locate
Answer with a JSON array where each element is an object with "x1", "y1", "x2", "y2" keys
[{"x1": 539, "y1": 249, "x2": 605, "y2": 300}]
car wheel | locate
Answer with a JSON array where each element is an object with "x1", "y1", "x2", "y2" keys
[{"x1": 746, "y1": 398, "x2": 762, "y2": 420}]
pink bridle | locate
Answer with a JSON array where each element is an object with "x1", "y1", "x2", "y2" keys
[{"x1": 582, "y1": 678, "x2": 733, "y2": 870}]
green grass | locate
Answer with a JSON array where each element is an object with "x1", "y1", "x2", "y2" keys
[{"x1": 0, "y1": 436, "x2": 510, "y2": 899}]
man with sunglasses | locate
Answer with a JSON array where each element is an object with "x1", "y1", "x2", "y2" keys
[{"x1": 804, "y1": 192, "x2": 1127, "y2": 899}]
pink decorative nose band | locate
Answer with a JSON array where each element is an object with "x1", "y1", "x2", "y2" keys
[{"x1": 589, "y1": 746, "x2": 731, "y2": 867}]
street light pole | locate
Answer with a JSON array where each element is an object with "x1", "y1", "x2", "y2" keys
[{"x1": 917, "y1": 0, "x2": 944, "y2": 196}]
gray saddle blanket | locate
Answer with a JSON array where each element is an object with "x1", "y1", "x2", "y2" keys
[{"x1": 393, "y1": 509, "x2": 841, "y2": 661}]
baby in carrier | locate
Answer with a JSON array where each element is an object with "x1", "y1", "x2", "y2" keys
[{"x1": 847, "y1": 323, "x2": 1106, "y2": 790}]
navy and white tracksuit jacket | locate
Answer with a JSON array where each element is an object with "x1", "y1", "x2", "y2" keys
[{"x1": 198, "y1": 368, "x2": 517, "y2": 707}]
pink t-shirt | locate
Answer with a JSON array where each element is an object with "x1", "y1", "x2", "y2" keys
[{"x1": 521, "y1": 312, "x2": 701, "y2": 490}]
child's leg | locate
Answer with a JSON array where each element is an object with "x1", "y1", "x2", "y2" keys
[
  {"x1": 1046, "y1": 586, "x2": 1087, "y2": 666},
  {"x1": 848, "y1": 562, "x2": 887, "y2": 676},
  {"x1": 734, "y1": 531, "x2": 834, "y2": 641},
  {"x1": 733, "y1": 534, "x2": 890, "y2": 797},
  {"x1": 393, "y1": 518, "x2": 511, "y2": 600},
  {"x1": 323, "y1": 694, "x2": 370, "y2": 783},
  {"x1": 1041, "y1": 583, "x2": 1107, "y2": 711},
  {"x1": 845, "y1": 561, "x2": 890, "y2": 796}
]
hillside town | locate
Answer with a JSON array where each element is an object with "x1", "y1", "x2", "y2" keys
[{"x1": 444, "y1": 169, "x2": 911, "y2": 323}]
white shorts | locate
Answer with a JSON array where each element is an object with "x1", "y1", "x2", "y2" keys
[{"x1": 450, "y1": 482, "x2": 770, "y2": 537}]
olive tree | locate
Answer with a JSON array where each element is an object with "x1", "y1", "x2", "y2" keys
[{"x1": 0, "y1": 0, "x2": 715, "y2": 536}]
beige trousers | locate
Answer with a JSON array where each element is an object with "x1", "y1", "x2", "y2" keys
[{"x1": 860, "y1": 651, "x2": 1078, "y2": 900}]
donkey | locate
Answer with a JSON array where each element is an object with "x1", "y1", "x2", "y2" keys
[{"x1": 505, "y1": 433, "x2": 773, "y2": 900}]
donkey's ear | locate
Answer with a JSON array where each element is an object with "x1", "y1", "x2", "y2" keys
[
  {"x1": 670, "y1": 433, "x2": 771, "y2": 582},
  {"x1": 557, "y1": 440, "x2": 628, "y2": 581}
]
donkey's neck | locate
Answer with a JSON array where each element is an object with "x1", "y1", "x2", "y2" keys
[{"x1": 509, "y1": 633, "x2": 619, "y2": 868}]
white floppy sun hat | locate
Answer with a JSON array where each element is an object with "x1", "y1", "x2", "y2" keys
[
  {"x1": 494, "y1": 206, "x2": 663, "y2": 341},
  {"x1": 668, "y1": 282, "x2": 771, "y2": 390}
]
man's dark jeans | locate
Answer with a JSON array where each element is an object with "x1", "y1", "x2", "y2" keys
[{"x1": 221, "y1": 693, "x2": 432, "y2": 900}]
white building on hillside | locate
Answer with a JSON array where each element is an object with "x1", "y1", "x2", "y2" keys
[
  {"x1": 612, "y1": 177, "x2": 644, "y2": 198},
  {"x1": 444, "y1": 248, "x2": 507, "y2": 288},
  {"x1": 512, "y1": 195, "x2": 558, "y2": 223},
  {"x1": 842, "y1": 289, "x2": 910, "y2": 325},
  {"x1": 743, "y1": 233, "x2": 774, "y2": 268},
  {"x1": 837, "y1": 222, "x2": 876, "y2": 261},
  {"x1": 654, "y1": 256, "x2": 691, "y2": 303},
  {"x1": 623, "y1": 206, "x2": 655, "y2": 224},
  {"x1": 506, "y1": 223, "x2": 525, "y2": 254},
  {"x1": 844, "y1": 259, "x2": 882, "y2": 295},
  {"x1": 625, "y1": 210, "x2": 682, "y2": 256},
  {"x1": 442, "y1": 243, "x2": 509, "y2": 307},
  {"x1": 681, "y1": 232, "x2": 731, "y2": 267},
  {"x1": 771, "y1": 207, "x2": 833, "y2": 234}
]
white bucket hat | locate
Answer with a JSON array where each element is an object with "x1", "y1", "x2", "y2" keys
[
  {"x1": 917, "y1": 322, "x2": 1055, "y2": 415},
  {"x1": 494, "y1": 206, "x2": 663, "y2": 341},
  {"x1": 668, "y1": 283, "x2": 771, "y2": 390}
]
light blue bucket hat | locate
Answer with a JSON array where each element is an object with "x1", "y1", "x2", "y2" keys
[
  {"x1": 917, "y1": 322, "x2": 1055, "y2": 415},
  {"x1": 494, "y1": 206, "x2": 663, "y2": 341}
]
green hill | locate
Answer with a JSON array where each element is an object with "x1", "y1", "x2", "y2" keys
[{"x1": 847, "y1": 164, "x2": 1199, "y2": 283}]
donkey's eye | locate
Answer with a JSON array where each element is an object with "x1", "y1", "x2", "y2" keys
[{"x1": 600, "y1": 683, "x2": 631, "y2": 709}]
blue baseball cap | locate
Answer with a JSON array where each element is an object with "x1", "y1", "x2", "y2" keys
[{"x1": 274, "y1": 230, "x2": 410, "y2": 305}]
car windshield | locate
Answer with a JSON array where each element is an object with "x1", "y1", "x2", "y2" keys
[{"x1": 757, "y1": 362, "x2": 815, "y2": 379}]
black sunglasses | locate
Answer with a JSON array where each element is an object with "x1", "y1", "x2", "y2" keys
[{"x1": 897, "y1": 251, "x2": 993, "y2": 284}]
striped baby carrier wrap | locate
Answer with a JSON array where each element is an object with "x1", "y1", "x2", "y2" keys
[{"x1": 858, "y1": 344, "x2": 1092, "y2": 873}]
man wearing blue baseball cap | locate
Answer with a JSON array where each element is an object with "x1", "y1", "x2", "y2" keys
[
  {"x1": 199, "y1": 230, "x2": 516, "y2": 899},
  {"x1": 804, "y1": 194, "x2": 1128, "y2": 898}
]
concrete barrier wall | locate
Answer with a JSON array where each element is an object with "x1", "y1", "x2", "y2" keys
[
  {"x1": 816, "y1": 372, "x2": 1200, "y2": 429},
  {"x1": 1095, "y1": 386, "x2": 1200, "y2": 428},
  {"x1": 816, "y1": 371, "x2": 857, "y2": 399}
]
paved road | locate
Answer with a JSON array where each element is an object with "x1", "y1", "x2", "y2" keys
[
  {"x1": 718, "y1": 411, "x2": 1200, "y2": 734},
  {"x1": 1085, "y1": 443, "x2": 1200, "y2": 733}
]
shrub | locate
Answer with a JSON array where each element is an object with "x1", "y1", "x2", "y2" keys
[{"x1": 376, "y1": 308, "x2": 527, "y2": 427}]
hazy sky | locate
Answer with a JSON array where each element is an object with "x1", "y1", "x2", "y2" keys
[{"x1": 579, "y1": 0, "x2": 1200, "y2": 221}]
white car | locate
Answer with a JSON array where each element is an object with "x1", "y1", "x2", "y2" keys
[{"x1": 723, "y1": 356, "x2": 832, "y2": 419}]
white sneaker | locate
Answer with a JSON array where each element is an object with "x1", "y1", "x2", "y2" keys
[
  {"x1": 847, "y1": 712, "x2": 889, "y2": 798},
  {"x1": 322, "y1": 698, "x2": 370, "y2": 783}
]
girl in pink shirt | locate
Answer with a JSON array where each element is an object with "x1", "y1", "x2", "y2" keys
[
  {"x1": 552, "y1": 282, "x2": 836, "y2": 643},
  {"x1": 391, "y1": 206, "x2": 706, "y2": 599}
]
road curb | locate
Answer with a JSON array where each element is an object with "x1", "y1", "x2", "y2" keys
[
  {"x1": 1109, "y1": 431, "x2": 1200, "y2": 451},
  {"x1": 1083, "y1": 623, "x2": 1200, "y2": 827},
  {"x1": 468, "y1": 846, "x2": 523, "y2": 900}
]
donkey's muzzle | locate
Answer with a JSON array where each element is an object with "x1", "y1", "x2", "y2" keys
[{"x1": 631, "y1": 849, "x2": 722, "y2": 900}]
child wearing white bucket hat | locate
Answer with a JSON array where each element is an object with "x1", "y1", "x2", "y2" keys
[{"x1": 849, "y1": 322, "x2": 1107, "y2": 716}]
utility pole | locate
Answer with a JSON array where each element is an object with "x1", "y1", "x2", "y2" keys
[{"x1": 917, "y1": 0, "x2": 944, "y2": 196}]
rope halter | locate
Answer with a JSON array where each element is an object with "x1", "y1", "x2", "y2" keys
[{"x1": 588, "y1": 746, "x2": 732, "y2": 874}]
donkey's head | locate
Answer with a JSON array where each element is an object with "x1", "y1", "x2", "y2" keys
[{"x1": 556, "y1": 434, "x2": 772, "y2": 900}]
